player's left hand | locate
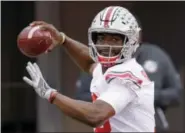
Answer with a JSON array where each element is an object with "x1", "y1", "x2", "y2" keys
[{"x1": 23, "y1": 62, "x2": 57, "y2": 102}]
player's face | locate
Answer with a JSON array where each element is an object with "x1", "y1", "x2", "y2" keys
[{"x1": 95, "y1": 33, "x2": 124, "y2": 57}]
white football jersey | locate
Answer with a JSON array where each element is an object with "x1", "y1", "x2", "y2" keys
[{"x1": 90, "y1": 58, "x2": 155, "y2": 132}]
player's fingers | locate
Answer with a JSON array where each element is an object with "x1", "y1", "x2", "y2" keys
[
  {"x1": 39, "y1": 25, "x2": 60, "y2": 47},
  {"x1": 23, "y1": 76, "x2": 33, "y2": 87},
  {"x1": 28, "y1": 62, "x2": 37, "y2": 74},
  {"x1": 45, "y1": 39, "x2": 57, "y2": 54},
  {"x1": 44, "y1": 49, "x2": 52, "y2": 54},
  {"x1": 39, "y1": 25, "x2": 60, "y2": 44},
  {"x1": 45, "y1": 50, "x2": 48, "y2": 54},
  {"x1": 39, "y1": 24, "x2": 49, "y2": 30},
  {"x1": 30, "y1": 21, "x2": 47, "y2": 27},
  {"x1": 45, "y1": 43, "x2": 55, "y2": 54},
  {"x1": 33, "y1": 63, "x2": 42, "y2": 76},
  {"x1": 30, "y1": 22, "x2": 39, "y2": 27},
  {"x1": 48, "y1": 44, "x2": 54, "y2": 51},
  {"x1": 26, "y1": 66, "x2": 36, "y2": 80},
  {"x1": 39, "y1": 25, "x2": 54, "y2": 32},
  {"x1": 40, "y1": 24, "x2": 58, "y2": 36}
]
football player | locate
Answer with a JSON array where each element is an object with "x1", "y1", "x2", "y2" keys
[{"x1": 23, "y1": 6, "x2": 155, "y2": 132}]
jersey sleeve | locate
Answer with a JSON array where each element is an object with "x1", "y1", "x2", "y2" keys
[{"x1": 97, "y1": 71, "x2": 142, "y2": 114}]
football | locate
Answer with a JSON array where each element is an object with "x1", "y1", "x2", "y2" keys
[{"x1": 17, "y1": 25, "x2": 52, "y2": 58}]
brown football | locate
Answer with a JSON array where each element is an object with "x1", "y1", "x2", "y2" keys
[{"x1": 17, "y1": 25, "x2": 52, "y2": 58}]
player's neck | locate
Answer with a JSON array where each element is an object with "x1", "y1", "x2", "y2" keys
[
  {"x1": 101, "y1": 63, "x2": 118, "y2": 74},
  {"x1": 102, "y1": 67, "x2": 107, "y2": 74},
  {"x1": 102, "y1": 66, "x2": 110, "y2": 74}
]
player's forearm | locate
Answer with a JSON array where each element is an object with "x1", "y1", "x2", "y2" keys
[
  {"x1": 62, "y1": 35, "x2": 94, "y2": 73},
  {"x1": 53, "y1": 92, "x2": 105, "y2": 127}
]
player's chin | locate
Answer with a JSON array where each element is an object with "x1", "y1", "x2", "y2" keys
[{"x1": 99, "y1": 52, "x2": 119, "y2": 57}]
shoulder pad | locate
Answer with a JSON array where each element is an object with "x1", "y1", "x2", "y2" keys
[{"x1": 105, "y1": 71, "x2": 143, "y2": 86}]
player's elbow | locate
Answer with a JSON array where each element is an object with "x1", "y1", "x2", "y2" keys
[
  {"x1": 88, "y1": 117, "x2": 105, "y2": 127},
  {"x1": 85, "y1": 111, "x2": 108, "y2": 127},
  {"x1": 86, "y1": 100, "x2": 115, "y2": 127}
]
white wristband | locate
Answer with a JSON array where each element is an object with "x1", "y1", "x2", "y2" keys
[{"x1": 60, "y1": 32, "x2": 66, "y2": 45}]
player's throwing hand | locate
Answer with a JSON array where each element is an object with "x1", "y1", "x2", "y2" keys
[
  {"x1": 23, "y1": 62, "x2": 58, "y2": 103},
  {"x1": 29, "y1": 21, "x2": 66, "y2": 52}
]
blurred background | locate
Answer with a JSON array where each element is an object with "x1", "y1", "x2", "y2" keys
[{"x1": 1, "y1": 1, "x2": 185, "y2": 132}]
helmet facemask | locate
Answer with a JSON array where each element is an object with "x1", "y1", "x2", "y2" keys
[{"x1": 89, "y1": 30, "x2": 139, "y2": 67}]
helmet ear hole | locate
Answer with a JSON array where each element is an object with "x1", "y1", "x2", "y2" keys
[
  {"x1": 91, "y1": 46, "x2": 97, "y2": 57},
  {"x1": 89, "y1": 45, "x2": 98, "y2": 60},
  {"x1": 91, "y1": 32, "x2": 98, "y2": 44},
  {"x1": 124, "y1": 36, "x2": 129, "y2": 44},
  {"x1": 120, "y1": 54, "x2": 125, "y2": 60}
]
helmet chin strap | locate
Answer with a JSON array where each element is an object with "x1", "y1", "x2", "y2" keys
[{"x1": 97, "y1": 52, "x2": 120, "y2": 69}]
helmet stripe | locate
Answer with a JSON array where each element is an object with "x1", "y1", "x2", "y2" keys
[{"x1": 104, "y1": 7, "x2": 115, "y2": 28}]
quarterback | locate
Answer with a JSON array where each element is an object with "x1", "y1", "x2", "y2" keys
[{"x1": 23, "y1": 6, "x2": 155, "y2": 132}]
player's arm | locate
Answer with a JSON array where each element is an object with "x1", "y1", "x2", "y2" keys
[
  {"x1": 23, "y1": 62, "x2": 114, "y2": 127},
  {"x1": 52, "y1": 77, "x2": 137, "y2": 127},
  {"x1": 62, "y1": 35, "x2": 96, "y2": 74},
  {"x1": 52, "y1": 93, "x2": 114, "y2": 127}
]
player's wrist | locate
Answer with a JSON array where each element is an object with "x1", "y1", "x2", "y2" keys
[
  {"x1": 44, "y1": 88, "x2": 58, "y2": 103},
  {"x1": 48, "y1": 90, "x2": 58, "y2": 104}
]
